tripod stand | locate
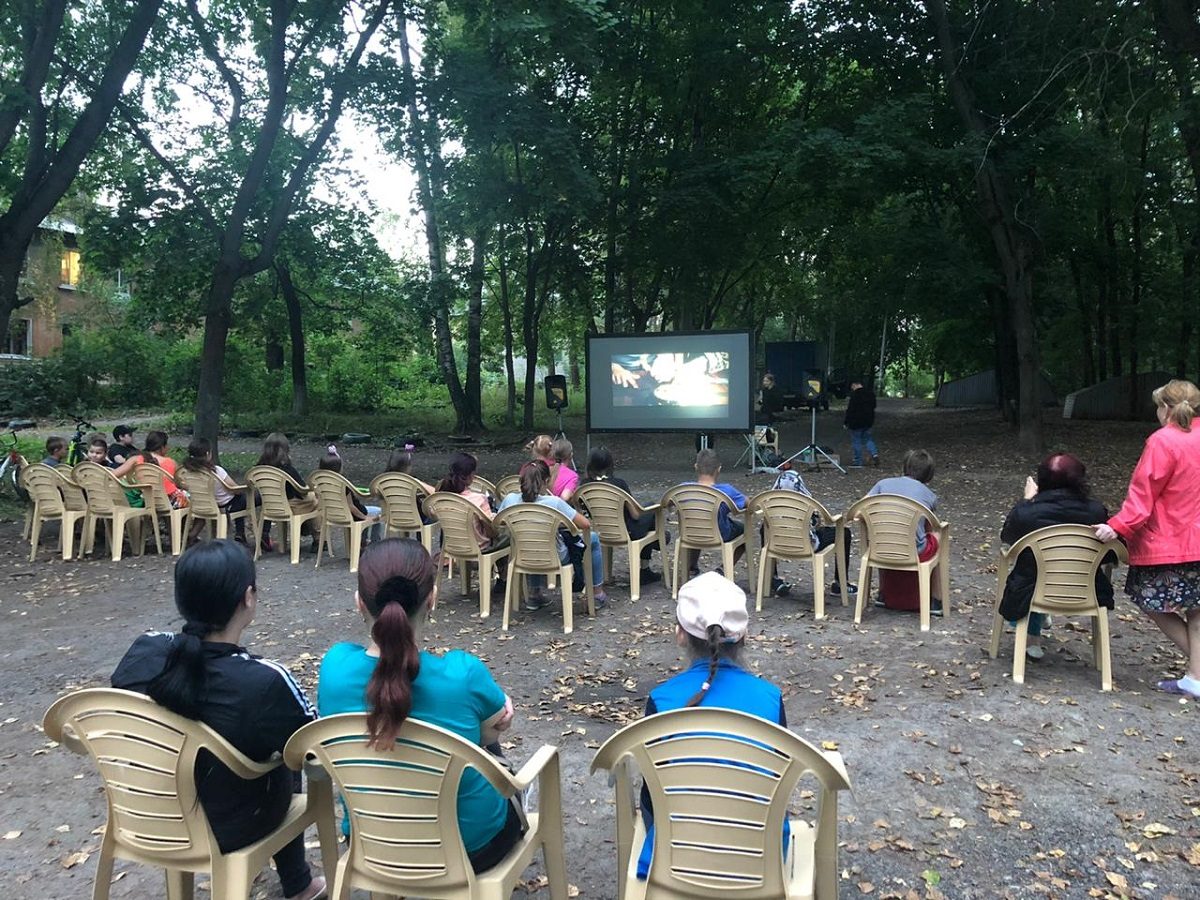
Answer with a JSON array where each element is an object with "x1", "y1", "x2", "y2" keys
[
  {"x1": 553, "y1": 407, "x2": 567, "y2": 441},
  {"x1": 779, "y1": 405, "x2": 845, "y2": 474}
]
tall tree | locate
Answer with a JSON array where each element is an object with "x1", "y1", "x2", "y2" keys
[{"x1": 0, "y1": 0, "x2": 163, "y2": 341}]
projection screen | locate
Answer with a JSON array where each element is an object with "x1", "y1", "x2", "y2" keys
[{"x1": 585, "y1": 331, "x2": 754, "y2": 433}]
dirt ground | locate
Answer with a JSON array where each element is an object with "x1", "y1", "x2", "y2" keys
[{"x1": 0, "y1": 401, "x2": 1197, "y2": 899}]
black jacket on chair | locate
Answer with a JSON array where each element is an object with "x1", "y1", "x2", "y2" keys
[{"x1": 998, "y1": 488, "x2": 1113, "y2": 621}]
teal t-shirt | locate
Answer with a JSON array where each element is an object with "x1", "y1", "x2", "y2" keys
[{"x1": 317, "y1": 643, "x2": 510, "y2": 852}]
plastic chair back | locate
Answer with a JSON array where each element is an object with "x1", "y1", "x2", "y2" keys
[
  {"x1": 494, "y1": 502, "x2": 576, "y2": 575},
  {"x1": 844, "y1": 493, "x2": 939, "y2": 568},
  {"x1": 471, "y1": 475, "x2": 497, "y2": 503},
  {"x1": 425, "y1": 492, "x2": 493, "y2": 559},
  {"x1": 495, "y1": 474, "x2": 521, "y2": 501},
  {"x1": 1010, "y1": 524, "x2": 1128, "y2": 615},
  {"x1": 43, "y1": 689, "x2": 242, "y2": 869},
  {"x1": 591, "y1": 707, "x2": 851, "y2": 899},
  {"x1": 71, "y1": 461, "x2": 128, "y2": 514},
  {"x1": 245, "y1": 466, "x2": 303, "y2": 520},
  {"x1": 23, "y1": 464, "x2": 66, "y2": 516},
  {"x1": 308, "y1": 469, "x2": 358, "y2": 527},
  {"x1": 748, "y1": 490, "x2": 831, "y2": 560},
  {"x1": 370, "y1": 471, "x2": 429, "y2": 531},
  {"x1": 55, "y1": 467, "x2": 89, "y2": 513},
  {"x1": 660, "y1": 483, "x2": 731, "y2": 548},
  {"x1": 137, "y1": 462, "x2": 178, "y2": 513},
  {"x1": 575, "y1": 481, "x2": 634, "y2": 543},
  {"x1": 284, "y1": 715, "x2": 519, "y2": 896},
  {"x1": 176, "y1": 468, "x2": 222, "y2": 518}
]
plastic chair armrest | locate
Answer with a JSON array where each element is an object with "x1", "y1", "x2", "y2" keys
[
  {"x1": 54, "y1": 724, "x2": 88, "y2": 756},
  {"x1": 512, "y1": 744, "x2": 559, "y2": 791}
]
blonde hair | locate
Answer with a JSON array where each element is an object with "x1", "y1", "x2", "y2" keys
[
  {"x1": 1152, "y1": 379, "x2": 1200, "y2": 431},
  {"x1": 527, "y1": 434, "x2": 552, "y2": 460}
]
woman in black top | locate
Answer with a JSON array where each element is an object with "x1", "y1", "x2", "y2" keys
[
  {"x1": 111, "y1": 541, "x2": 325, "y2": 900},
  {"x1": 999, "y1": 453, "x2": 1111, "y2": 660},
  {"x1": 582, "y1": 446, "x2": 662, "y2": 583},
  {"x1": 256, "y1": 432, "x2": 317, "y2": 552}
]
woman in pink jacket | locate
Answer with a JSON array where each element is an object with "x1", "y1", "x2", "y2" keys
[{"x1": 1096, "y1": 379, "x2": 1200, "y2": 697}]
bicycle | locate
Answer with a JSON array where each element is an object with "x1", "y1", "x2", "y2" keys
[
  {"x1": 0, "y1": 418, "x2": 35, "y2": 500},
  {"x1": 65, "y1": 414, "x2": 96, "y2": 466}
]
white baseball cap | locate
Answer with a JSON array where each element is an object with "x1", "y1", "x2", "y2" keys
[{"x1": 676, "y1": 572, "x2": 749, "y2": 642}]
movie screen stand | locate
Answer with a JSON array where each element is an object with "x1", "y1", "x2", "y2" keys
[{"x1": 780, "y1": 405, "x2": 845, "y2": 474}]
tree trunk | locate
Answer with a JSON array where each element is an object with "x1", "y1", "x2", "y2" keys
[
  {"x1": 927, "y1": 0, "x2": 1043, "y2": 453},
  {"x1": 465, "y1": 227, "x2": 487, "y2": 431},
  {"x1": 278, "y1": 263, "x2": 308, "y2": 417},
  {"x1": 498, "y1": 225, "x2": 517, "y2": 426},
  {"x1": 1129, "y1": 114, "x2": 1150, "y2": 414},
  {"x1": 194, "y1": 261, "x2": 239, "y2": 456},
  {"x1": 398, "y1": 8, "x2": 472, "y2": 432},
  {"x1": 1069, "y1": 255, "x2": 1095, "y2": 386}
]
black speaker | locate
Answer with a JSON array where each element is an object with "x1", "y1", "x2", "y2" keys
[{"x1": 544, "y1": 375, "x2": 568, "y2": 410}]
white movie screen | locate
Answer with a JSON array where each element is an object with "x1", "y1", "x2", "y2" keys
[{"x1": 585, "y1": 331, "x2": 754, "y2": 432}]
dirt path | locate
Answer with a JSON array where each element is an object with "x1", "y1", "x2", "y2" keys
[{"x1": 0, "y1": 402, "x2": 1196, "y2": 899}]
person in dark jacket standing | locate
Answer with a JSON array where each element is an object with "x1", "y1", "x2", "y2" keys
[
  {"x1": 999, "y1": 453, "x2": 1111, "y2": 661},
  {"x1": 844, "y1": 379, "x2": 878, "y2": 467}
]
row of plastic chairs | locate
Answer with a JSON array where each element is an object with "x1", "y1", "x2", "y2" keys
[{"x1": 44, "y1": 689, "x2": 850, "y2": 900}]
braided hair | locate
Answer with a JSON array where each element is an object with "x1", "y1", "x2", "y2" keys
[{"x1": 683, "y1": 624, "x2": 740, "y2": 707}]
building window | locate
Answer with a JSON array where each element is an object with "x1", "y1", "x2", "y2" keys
[
  {"x1": 60, "y1": 248, "x2": 81, "y2": 288},
  {"x1": 3, "y1": 319, "x2": 32, "y2": 356}
]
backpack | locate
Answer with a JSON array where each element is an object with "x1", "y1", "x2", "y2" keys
[{"x1": 771, "y1": 469, "x2": 821, "y2": 548}]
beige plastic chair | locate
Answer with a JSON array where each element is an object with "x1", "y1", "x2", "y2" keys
[
  {"x1": 424, "y1": 491, "x2": 511, "y2": 618},
  {"x1": 177, "y1": 467, "x2": 251, "y2": 542},
  {"x1": 989, "y1": 524, "x2": 1128, "y2": 690},
  {"x1": 245, "y1": 465, "x2": 321, "y2": 565},
  {"x1": 308, "y1": 469, "x2": 379, "y2": 573},
  {"x1": 747, "y1": 490, "x2": 844, "y2": 619},
  {"x1": 369, "y1": 471, "x2": 437, "y2": 552},
  {"x1": 137, "y1": 462, "x2": 190, "y2": 556},
  {"x1": 840, "y1": 494, "x2": 951, "y2": 632},
  {"x1": 576, "y1": 481, "x2": 665, "y2": 601},
  {"x1": 590, "y1": 707, "x2": 851, "y2": 900},
  {"x1": 23, "y1": 464, "x2": 88, "y2": 561},
  {"x1": 42, "y1": 688, "x2": 338, "y2": 900},
  {"x1": 284, "y1": 713, "x2": 568, "y2": 900},
  {"x1": 471, "y1": 474, "x2": 498, "y2": 504},
  {"x1": 496, "y1": 474, "x2": 521, "y2": 500},
  {"x1": 71, "y1": 461, "x2": 163, "y2": 561},
  {"x1": 659, "y1": 484, "x2": 749, "y2": 598},
  {"x1": 495, "y1": 503, "x2": 595, "y2": 634},
  {"x1": 756, "y1": 425, "x2": 780, "y2": 455}
]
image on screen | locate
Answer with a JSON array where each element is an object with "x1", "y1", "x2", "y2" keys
[{"x1": 587, "y1": 332, "x2": 753, "y2": 432}]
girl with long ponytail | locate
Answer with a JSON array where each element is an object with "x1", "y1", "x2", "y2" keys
[
  {"x1": 111, "y1": 541, "x2": 324, "y2": 900},
  {"x1": 317, "y1": 538, "x2": 524, "y2": 872},
  {"x1": 634, "y1": 571, "x2": 787, "y2": 878}
]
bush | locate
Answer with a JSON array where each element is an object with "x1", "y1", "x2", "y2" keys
[{"x1": 0, "y1": 357, "x2": 73, "y2": 416}]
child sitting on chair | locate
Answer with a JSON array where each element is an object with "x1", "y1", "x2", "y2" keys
[
  {"x1": 525, "y1": 434, "x2": 553, "y2": 468},
  {"x1": 42, "y1": 436, "x2": 67, "y2": 467},
  {"x1": 548, "y1": 437, "x2": 579, "y2": 502},
  {"x1": 87, "y1": 437, "x2": 114, "y2": 468},
  {"x1": 583, "y1": 446, "x2": 662, "y2": 584},
  {"x1": 683, "y1": 449, "x2": 746, "y2": 577},
  {"x1": 637, "y1": 573, "x2": 786, "y2": 878},
  {"x1": 319, "y1": 448, "x2": 382, "y2": 542},
  {"x1": 866, "y1": 449, "x2": 941, "y2": 614}
]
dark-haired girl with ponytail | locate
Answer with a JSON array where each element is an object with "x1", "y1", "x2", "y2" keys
[
  {"x1": 317, "y1": 538, "x2": 523, "y2": 871},
  {"x1": 111, "y1": 540, "x2": 325, "y2": 900},
  {"x1": 635, "y1": 571, "x2": 786, "y2": 879}
]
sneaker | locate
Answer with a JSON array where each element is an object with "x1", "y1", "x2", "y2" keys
[
  {"x1": 870, "y1": 455, "x2": 880, "y2": 467},
  {"x1": 829, "y1": 582, "x2": 858, "y2": 597},
  {"x1": 874, "y1": 596, "x2": 888, "y2": 608},
  {"x1": 260, "y1": 537, "x2": 278, "y2": 553},
  {"x1": 591, "y1": 591, "x2": 609, "y2": 609},
  {"x1": 1025, "y1": 645, "x2": 1044, "y2": 661},
  {"x1": 849, "y1": 462, "x2": 864, "y2": 469},
  {"x1": 771, "y1": 577, "x2": 792, "y2": 597},
  {"x1": 640, "y1": 568, "x2": 662, "y2": 584},
  {"x1": 930, "y1": 599, "x2": 944, "y2": 617},
  {"x1": 286, "y1": 876, "x2": 327, "y2": 900},
  {"x1": 524, "y1": 591, "x2": 549, "y2": 611}
]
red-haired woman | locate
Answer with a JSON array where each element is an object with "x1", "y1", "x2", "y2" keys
[{"x1": 316, "y1": 539, "x2": 521, "y2": 869}]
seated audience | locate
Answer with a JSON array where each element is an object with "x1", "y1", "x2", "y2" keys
[
  {"x1": 549, "y1": 437, "x2": 580, "y2": 502},
  {"x1": 867, "y1": 449, "x2": 940, "y2": 613},
  {"x1": 317, "y1": 539, "x2": 522, "y2": 870},
  {"x1": 999, "y1": 452, "x2": 1111, "y2": 660},
  {"x1": 525, "y1": 434, "x2": 553, "y2": 468},
  {"x1": 637, "y1": 573, "x2": 785, "y2": 878},
  {"x1": 582, "y1": 446, "x2": 661, "y2": 583},
  {"x1": 112, "y1": 430, "x2": 186, "y2": 508},
  {"x1": 42, "y1": 436, "x2": 67, "y2": 467},
  {"x1": 387, "y1": 445, "x2": 435, "y2": 492},
  {"x1": 111, "y1": 541, "x2": 324, "y2": 900},
  {"x1": 437, "y1": 451, "x2": 502, "y2": 549},
  {"x1": 318, "y1": 447, "x2": 382, "y2": 541},
  {"x1": 498, "y1": 460, "x2": 608, "y2": 609},
  {"x1": 255, "y1": 432, "x2": 317, "y2": 552},
  {"x1": 181, "y1": 438, "x2": 250, "y2": 542},
  {"x1": 108, "y1": 425, "x2": 137, "y2": 467},
  {"x1": 684, "y1": 448, "x2": 746, "y2": 576},
  {"x1": 87, "y1": 437, "x2": 114, "y2": 468}
]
